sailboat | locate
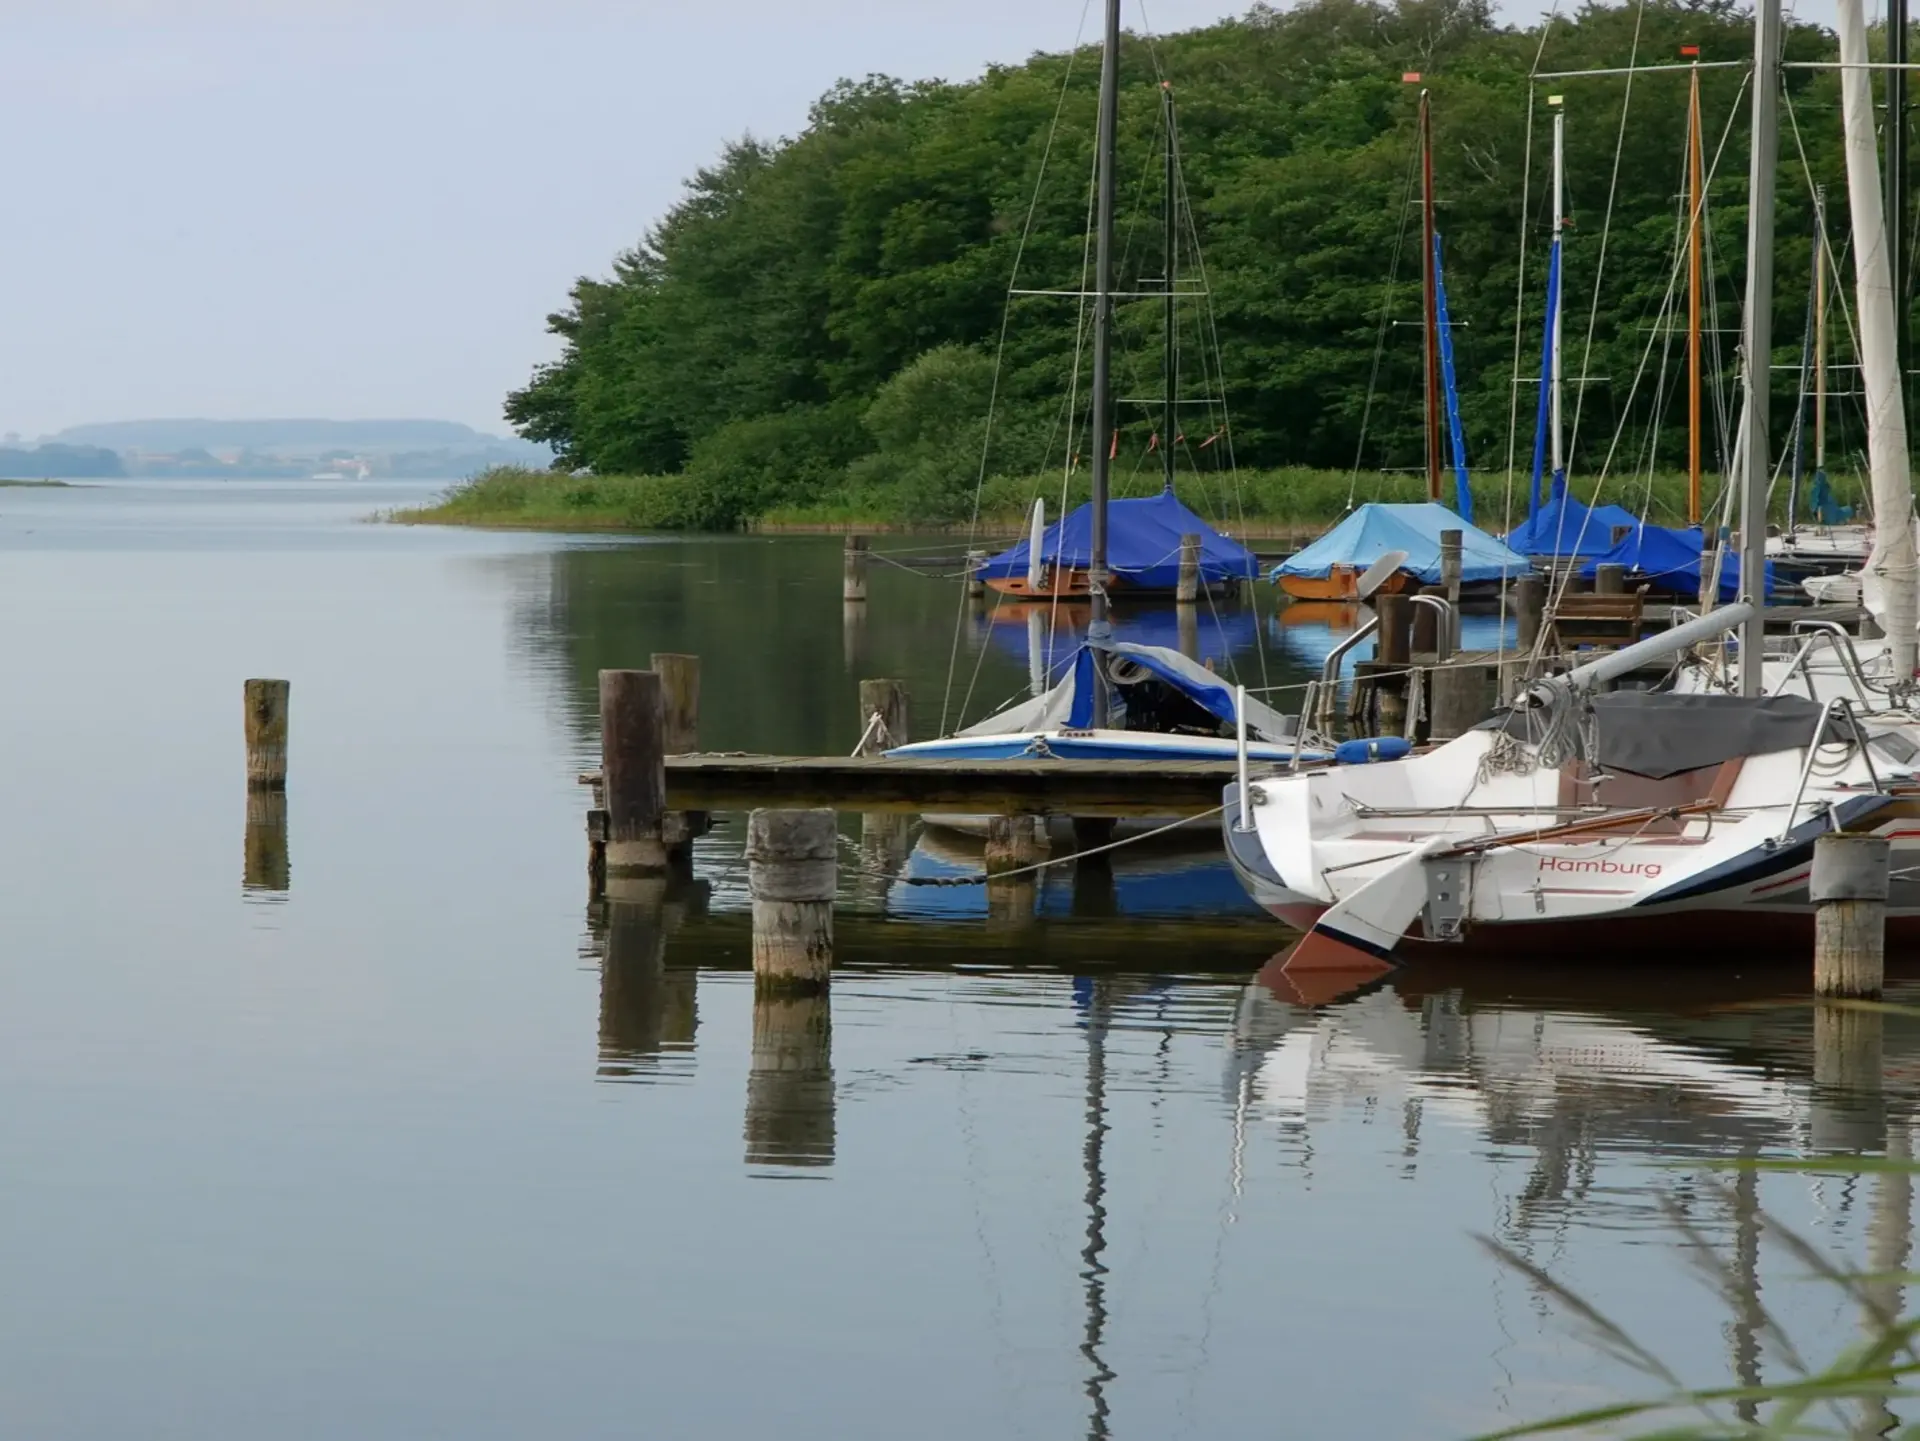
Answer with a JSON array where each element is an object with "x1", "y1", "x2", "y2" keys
[
  {"x1": 893, "y1": 1, "x2": 1313, "y2": 768},
  {"x1": 1221, "y1": 0, "x2": 1920, "y2": 967}
]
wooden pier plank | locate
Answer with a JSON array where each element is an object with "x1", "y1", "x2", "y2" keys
[{"x1": 659, "y1": 754, "x2": 1244, "y2": 817}]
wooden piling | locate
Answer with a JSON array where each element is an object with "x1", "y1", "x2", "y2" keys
[
  {"x1": 242, "y1": 789, "x2": 289, "y2": 893},
  {"x1": 1813, "y1": 833, "x2": 1889, "y2": 998},
  {"x1": 1514, "y1": 575, "x2": 1546, "y2": 652},
  {"x1": 244, "y1": 678, "x2": 289, "y2": 790},
  {"x1": 843, "y1": 535, "x2": 870, "y2": 603},
  {"x1": 746, "y1": 808, "x2": 837, "y2": 994},
  {"x1": 652, "y1": 652, "x2": 705, "y2": 861},
  {"x1": 1377, "y1": 593, "x2": 1412, "y2": 666},
  {"x1": 1177, "y1": 602, "x2": 1200, "y2": 661},
  {"x1": 600, "y1": 669, "x2": 668, "y2": 877},
  {"x1": 1176, "y1": 532, "x2": 1202, "y2": 604},
  {"x1": 1439, "y1": 529, "x2": 1463, "y2": 605},
  {"x1": 985, "y1": 814, "x2": 1048, "y2": 874},
  {"x1": 856, "y1": 679, "x2": 911, "y2": 755},
  {"x1": 965, "y1": 549, "x2": 987, "y2": 600},
  {"x1": 1595, "y1": 563, "x2": 1627, "y2": 595},
  {"x1": 1410, "y1": 584, "x2": 1446, "y2": 655},
  {"x1": 1428, "y1": 661, "x2": 1498, "y2": 741}
]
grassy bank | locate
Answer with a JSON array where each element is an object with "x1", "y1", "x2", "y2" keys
[{"x1": 393, "y1": 464, "x2": 1777, "y2": 538}]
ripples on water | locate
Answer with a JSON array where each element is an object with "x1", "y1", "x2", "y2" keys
[{"x1": 0, "y1": 480, "x2": 1911, "y2": 1439}]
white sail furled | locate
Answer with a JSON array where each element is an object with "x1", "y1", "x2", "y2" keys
[{"x1": 1837, "y1": 0, "x2": 1920, "y2": 677}]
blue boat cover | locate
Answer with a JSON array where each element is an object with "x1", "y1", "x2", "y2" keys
[
  {"x1": 1505, "y1": 494, "x2": 1642, "y2": 561},
  {"x1": 1576, "y1": 524, "x2": 1776, "y2": 601},
  {"x1": 976, "y1": 488, "x2": 1258, "y2": 587},
  {"x1": 1270, "y1": 502, "x2": 1529, "y2": 586}
]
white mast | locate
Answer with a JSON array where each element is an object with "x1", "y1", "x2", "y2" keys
[
  {"x1": 1736, "y1": 0, "x2": 1781, "y2": 694},
  {"x1": 1838, "y1": 0, "x2": 1920, "y2": 680},
  {"x1": 1549, "y1": 101, "x2": 1566, "y2": 493}
]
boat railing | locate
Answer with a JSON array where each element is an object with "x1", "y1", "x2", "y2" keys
[
  {"x1": 1779, "y1": 697, "x2": 1882, "y2": 844},
  {"x1": 1407, "y1": 594, "x2": 1459, "y2": 661},
  {"x1": 1780, "y1": 620, "x2": 1876, "y2": 708},
  {"x1": 1313, "y1": 615, "x2": 1382, "y2": 734}
]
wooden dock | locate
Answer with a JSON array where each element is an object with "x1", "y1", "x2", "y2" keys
[{"x1": 660, "y1": 754, "x2": 1244, "y2": 817}]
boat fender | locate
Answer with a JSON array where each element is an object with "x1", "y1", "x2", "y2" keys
[{"x1": 1334, "y1": 737, "x2": 1412, "y2": 765}]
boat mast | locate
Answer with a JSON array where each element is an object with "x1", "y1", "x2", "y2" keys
[
  {"x1": 1161, "y1": 81, "x2": 1177, "y2": 497},
  {"x1": 1549, "y1": 98, "x2": 1567, "y2": 501},
  {"x1": 1687, "y1": 49, "x2": 1704, "y2": 527},
  {"x1": 1087, "y1": 0, "x2": 1120, "y2": 672},
  {"x1": 1421, "y1": 89, "x2": 1443, "y2": 503},
  {"x1": 1892, "y1": 0, "x2": 1910, "y2": 416},
  {"x1": 1734, "y1": 0, "x2": 1778, "y2": 695},
  {"x1": 1815, "y1": 185, "x2": 1827, "y2": 483},
  {"x1": 1838, "y1": 0, "x2": 1919, "y2": 679}
]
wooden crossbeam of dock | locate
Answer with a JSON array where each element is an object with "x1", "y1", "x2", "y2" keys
[{"x1": 655, "y1": 754, "x2": 1244, "y2": 817}]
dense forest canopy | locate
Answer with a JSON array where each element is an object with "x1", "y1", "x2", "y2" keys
[{"x1": 507, "y1": 0, "x2": 1878, "y2": 528}]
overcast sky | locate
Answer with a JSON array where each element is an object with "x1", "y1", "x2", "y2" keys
[{"x1": 0, "y1": 0, "x2": 1853, "y2": 440}]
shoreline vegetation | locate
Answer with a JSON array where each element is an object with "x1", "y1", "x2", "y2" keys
[{"x1": 392, "y1": 463, "x2": 1717, "y2": 542}]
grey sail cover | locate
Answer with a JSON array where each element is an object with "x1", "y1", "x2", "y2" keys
[{"x1": 1483, "y1": 691, "x2": 1827, "y2": 778}]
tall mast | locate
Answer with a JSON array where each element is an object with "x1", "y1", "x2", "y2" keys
[
  {"x1": 1838, "y1": 0, "x2": 1919, "y2": 679},
  {"x1": 1735, "y1": 0, "x2": 1779, "y2": 694},
  {"x1": 1161, "y1": 82, "x2": 1176, "y2": 497},
  {"x1": 1421, "y1": 89, "x2": 1442, "y2": 503},
  {"x1": 1549, "y1": 99, "x2": 1567, "y2": 500},
  {"x1": 1814, "y1": 185, "x2": 1827, "y2": 477},
  {"x1": 1687, "y1": 50, "x2": 1704, "y2": 526},
  {"x1": 1892, "y1": 0, "x2": 1910, "y2": 412},
  {"x1": 1087, "y1": 0, "x2": 1120, "y2": 665}
]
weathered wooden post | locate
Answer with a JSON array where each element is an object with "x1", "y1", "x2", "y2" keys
[
  {"x1": 1177, "y1": 602, "x2": 1200, "y2": 660},
  {"x1": 843, "y1": 534, "x2": 870, "y2": 603},
  {"x1": 244, "y1": 678, "x2": 289, "y2": 790},
  {"x1": 965, "y1": 549, "x2": 987, "y2": 600},
  {"x1": 745, "y1": 990, "x2": 835, "y2": 1168},
  {"x1": 1176, "y1": 532, "x2": 1202, "y2": 605},
  {"x1": 1375, "y1": 591, "x2": 1412, "y2": 735},
  {"x1": 1813, "y1": 832, "x2": 1889, "y2": 998},
  {"x1": 1514, "y1": 575, "x2": 1546, "y2": 652},
  {"x1": 599, "y1": 669, "x2": 668, "y2": 880},
  {"x1": 1439, "y1": 529, "x2": 1463, "y2": 605},
  {"x1": 651, "y1": 652, "x2": 704, "y2": 862},
  {"x1": 1595, "y1": 563, "x2": 1627, "y2": 595},
  {"x1": 985, "y1": 814, "x2": 1048, "y2": 874},
  {"x1": 242, "y1": 790, "x2": 289, "y2": 894},
  {"x1": 1410, "y1": 584, "x2": 1446, "y2": 655},
  {"x1": 1428, "y1": 661, "x2": 1498, "y2": 742},
  {"x1": 747, "y1": 808, "x2": 837, "y2": 994},
  {"x1": 856, "y1": 679, "x2": 911, "y2": 754}
]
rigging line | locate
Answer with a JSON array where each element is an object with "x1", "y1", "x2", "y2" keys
[
  {"x1": 1563, "y1": 0, "x2": 1648, "y2": 497},
  {"x1": 1346, "y1": 130, "x2": 1425, "y2": 511},
  {"x1": 1543, "y1": 63, "x2": 1750, "y2": 581},
  {"x1": 941, "y1": 0, "x2": 1094, "y2": 736}
]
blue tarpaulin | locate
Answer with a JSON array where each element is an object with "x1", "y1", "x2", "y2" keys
[
  {"x1": 1270, "y1": 502, "x2": 1530, "y2": 586},
  {"x1": 1575, "y1": 523, "x2": 1776, "y2": 600},
  {"x1": 976, "y1": 487, "x2": 1258, "y2": 588},
  {"x1": 1505, "y1": 493, "x2": 1642, "y2": 562}
]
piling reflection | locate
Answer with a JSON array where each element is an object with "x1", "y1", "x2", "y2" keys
[
  {"x1": 744, "y1": 991, "x2": 835, "y2": 1169},
  {"x1": 1811, "y1": 1001, "x2": 1888, "y2": 1153},
  {"x1": 588, "y1": 874, "x2": 707, "y2": 1079},
  {"x1": 242, "y1": 789, "x2": 289, "y2": 896}
]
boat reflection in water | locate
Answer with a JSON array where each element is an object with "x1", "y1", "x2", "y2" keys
[{"x1": 1269, "y1": 600, "x2": 1518, "y2": 682}]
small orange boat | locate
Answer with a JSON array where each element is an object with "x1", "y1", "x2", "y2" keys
[{"x1": 1275, "y1": 565, "x2": 1414, "y2": 601}]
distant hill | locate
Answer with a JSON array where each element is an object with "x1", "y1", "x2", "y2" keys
[{"x1": 48, "y1": 418, "x2": 539, "y2": 456}]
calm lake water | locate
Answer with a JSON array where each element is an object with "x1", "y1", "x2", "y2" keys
[{"x1": 1, "y1": 478, "x2": 1914, "y2": 1439}]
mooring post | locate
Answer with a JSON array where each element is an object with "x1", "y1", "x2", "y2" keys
[
  {"x1": 843, "y1": 534, "x2": 870, "y2": 603},
  {"x1": 856, "y1": 679, "x2": 911, "y2": 755},
  {"x1": 965, "y1": 549, "x2": 987, "y2": 600},
  {"x1": 244, "y1": 678, "x2": 289, "y2": 790},
  {"x1": 1514, "y1": 575, "x2": 1546, "y2": 653},
  {"x1": 1813, "y1": 832, "x2": 1889, "y2": 998},
  {"x1": 1410, "y1": 584, "x2": 1446, "y2": 655},
  {"x1": 1176, "y1": 532, "x2": 1202, "y2": 605},
  {"x1": 1177, "y1": 603, "x2": 1200, "y2": 661},
  {"x1": 1374, "y1": 592, "x2": 1412, "y2": 737},
  {"x1": 1428, "y1": 661, "x2": 1498, "y2": 742},
  {"x1": 242, "y1": 790, "x2": 289, "y2": 894},
  {"x1": 1439, "y1": 529, "x2": 1463, "y2": 606},
  {"x1": 599, "y1": 669, "x2": 668, "y2": 880},
  {"x1": 1595, "y1": 563, "x2": 1627, "y2": 596},
  {"x1": 985, "y1": 814, "x2": 1048, "y2": 874},
  {"x1": 747, "y1": 808, "x2": 837, "y2": 994},
  {"x1": 651, "y1": 652, "x2": 705, "y2": 861}
]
